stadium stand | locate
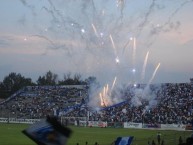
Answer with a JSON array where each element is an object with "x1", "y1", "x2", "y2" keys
[
  {"x1": 0, "y1": 85, "x2": 88, "y2": 119},
  {"x1": 65, "y1": 83, "x2": 193, "y2": 126},
  {"x1": 0, "y1": 82, "x2": 192, "y2": 126},
  {"x1": 0, "y1": 82, "x2": 193, "y2": 145}
]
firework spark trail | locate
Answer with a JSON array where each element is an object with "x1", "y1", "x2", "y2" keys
[
  {"x1": 103, "y1": 86, "x2": 106, "y2": 99},
  {"x1": 132, "y1": 37, "x2": 136, "y2": 69},
  {"x1": 17, "y1": 0, "x2": 193, "y2": 110},
  {"x1": 111, "y1": 76, "x2": 117, "y2": 91},
  {"x1": 106, "y1": 84, "x2": 109, "y2": 96},
  {"x1": 91, "y1": 23, "x2": 99, "y2": 37},
  {"x1": 148, "y1": 63, "x2": 161, "y2": 84},
  {"x1": 20, "y1": 0, "x2": 124, "y2": 58},
  {"x1": 141, "y1": 51, "x2": 149, "y2": 81},
  {"x1": 99, "y1": 84, "x2": 110, "y2": 107},
  {"x1": 109, "y1": 34, "x2": 118, "y2": 57},
  {"x1": 99, "y1": 93, "x2": 105, "y2": 106},
  {"x1": 100, "y1": 84, "x2": 113, "y2": 107}
]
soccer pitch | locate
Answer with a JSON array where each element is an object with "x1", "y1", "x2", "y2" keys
[{"x1": 0, "y1": 123, "x2": 191, "y2": 145}]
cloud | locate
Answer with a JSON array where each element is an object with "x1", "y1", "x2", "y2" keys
[
  {"x1": 0, "y1": 0, "x2": 193, "y2": 85},
  {"x1": 0, "y1": 35, "x2": 15, "y2": 47},
  {"x1": 0, "y1": 39, "x2": 9, "y2": 47}
]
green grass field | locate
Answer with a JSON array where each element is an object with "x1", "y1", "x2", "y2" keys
[{"x1": 0, "y1": 123, "x2": 192, "y2": 145}]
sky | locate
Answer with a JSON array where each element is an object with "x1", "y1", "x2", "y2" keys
[{"x1": 0, "y1": 0, "x2": 193, "y2": 86}]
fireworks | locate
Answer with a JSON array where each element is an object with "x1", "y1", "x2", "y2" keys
[
  {"x1": 115, "y1": 56, "x2": 120, "y2": 64},
  {"x1": 148, "y1": 63, "x2": 161, "y2": 84},
  {"x1": 132, "y1": 37, "x2": 136, "y2": 69},
  {"x1": 99, "y1": 84, "x2": 110, "y2": 107},
  {"x1": 111, "y1": 76, "x2": 117, "y2": 91},
  {"x1": 81, "y1": 28, "x2": 85, "y2": 33},
  {"x1": 91, "y1": 23, "x2": 98, "y2": 37},
  {"x1": 18, "y1": 0, "x2": 171, "y2": 109},
  {"x1": 132, "y1": 68, "x2": 136, "y2": 73},
  {"x1": 109, "y1": 34, "x2": 117, "y2": 56},
  {"x1": 141, "y1": 51, "x2": 149, "y2": 81}
]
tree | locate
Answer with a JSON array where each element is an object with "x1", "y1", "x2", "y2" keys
[
  {"x1": 73, "y1": 73, "x2": 82, "y2": 85},
  {"x1": 0, "y1": 72, "x2": 34, "y2": 98},
  {"x1": 36, "y1": 76, "x2": 47, "y2": 85},
  {"x1": 85, "y1": 76, "x2": 99, "y2": 86},
  {"x1": 36, "y1": 71, "x2": 58, "y2": 85},
  {"x1": 0, "y1": 82, "x2": 10, "y2": 98},
  {"x1": 58, "y1": 72, "x2": 73, "y2": 85}
]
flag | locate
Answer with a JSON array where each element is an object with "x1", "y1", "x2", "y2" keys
[
  {"x1": 22, "y1": 116, "x2": 72, "y2": 145},
  {"x1": 115, "y1": 136, "x2": 134, "y2": 145}
]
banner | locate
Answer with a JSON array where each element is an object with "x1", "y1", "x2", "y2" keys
[
  {"x1": 88, "y1": 121, "x2": 107, "y2": 127},
  {"x1": 185, "y1": 125, "x2": 192, "y2": 130},
  {"x1": 143, "y1": 123, "x2": 161, "y2": 128},
  {"x1": 124, "y1": 122, "x2": 142, "y2": 129},
  {"x1": 161, "y1": 124, "x2": 186, "y2": 130},
  {"x1": 0, "y1": 117, "x2": 40, "y2": 124}
]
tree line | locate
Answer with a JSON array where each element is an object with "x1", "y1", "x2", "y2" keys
[{"x1": 0, "y1": 71, "x2": 98, "y2": 99}]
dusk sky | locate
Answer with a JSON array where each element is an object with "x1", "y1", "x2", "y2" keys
[{"x1": 0, "y1": 0, "x2": 193, "y2": 86}]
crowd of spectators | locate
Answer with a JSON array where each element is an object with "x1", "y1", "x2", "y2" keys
[
  {"x1": 0, "y1": 85, "x2": 88, "y2": 119},
  {"x1": 0, "y1": 82, "x2": 192, "y2": 125},
  {"x1": 67, "y1": 83, "x2": 193, "y2": 125}
]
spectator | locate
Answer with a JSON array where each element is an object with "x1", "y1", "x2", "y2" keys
[
  {"x1": 161, "y1": 140, "x2": 164, "y2": 145},
  {"x1": 152, "y1": 140, "x2": 156, "y2": 145},
  {"x1": 157, "y1": 132, "x2": 161, "y2": 145},
  {"x1": 179, "y1": 136, "x2": 183, "y2": 145}
]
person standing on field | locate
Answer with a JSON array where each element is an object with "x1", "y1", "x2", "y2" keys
[{"x1": 157, "y1": 132, "x2": 161, "y2": 145}]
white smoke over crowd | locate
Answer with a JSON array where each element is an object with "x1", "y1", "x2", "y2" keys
[{"x1": 17, "y1": 0, "x2": 193, "y2": 109}]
